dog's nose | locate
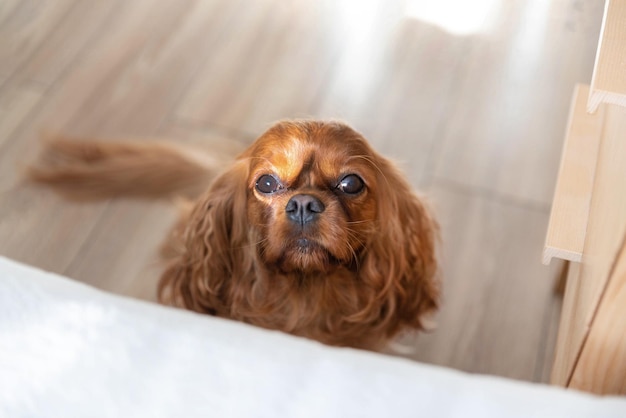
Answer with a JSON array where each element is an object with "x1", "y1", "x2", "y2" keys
[{"x1": 285, "y1": 194, "x2": 325, "y2": 225}]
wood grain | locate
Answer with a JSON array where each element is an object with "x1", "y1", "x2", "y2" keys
[
  {"x1": 542, "y1": 84, "x2": 604, "y2": 265},
  {"x1": 0, "y1": 0, "x2": 77, "y2": 83},
  {"x1": 570, "y1": 233, "x2": 626, "y2": 394},
  {"x1": 16, "y1": 0, "x2": 123, "y2": 88},
  {"x1": 0, "y1": 84, "x2": 44, "y2": 149},
  {"x1": 407, "y1": 185, "x2": 560, "y2": 382},
  {"x1": 176, "y1": 0, "x2": 322, "y2": 133},
  {"x1": 316, "y1": 18, "x2": 468, "y2": 187},
  {"x1": 551, "y1": 103, "x2": 626, "y2": 388},
  {"x1": 432, "y1": 0, "x2": 604, "y2": 205},
  {"x1": 588, "y1": 0, "x2": 626, "y2": 112}
]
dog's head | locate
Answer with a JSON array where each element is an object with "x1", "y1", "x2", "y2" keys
[
  {"x1": 160, "y1": 120, "x2": 439, "y2": 348},
  {"x1": 245, "y1": 121, "x2": 379, "y2": 274}
]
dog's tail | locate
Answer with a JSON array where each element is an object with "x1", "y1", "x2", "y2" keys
[{"x1": 27, "y1": 136, "x2": 225, "y2": 200}]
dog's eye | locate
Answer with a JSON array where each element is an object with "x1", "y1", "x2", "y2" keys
[
  {"x1": 256, "y1": 174, "x2": 282, "y2": 194},
  {"x1": 337, "y1": 174, "x2": 364, "y2": 195}
]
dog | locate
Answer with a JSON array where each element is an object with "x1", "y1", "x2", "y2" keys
[{"x1": 29, "y1": 120, "x2": 439, "y2": 350}]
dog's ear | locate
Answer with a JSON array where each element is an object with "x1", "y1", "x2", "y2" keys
[
  {"x1": 359, "y1": 156, "x2": 440, "y2": 336},
  {"x1": 158, "y1": 160, "x2": 252, "y2": 314}
]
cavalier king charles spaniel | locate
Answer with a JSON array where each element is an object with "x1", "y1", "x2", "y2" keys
[{"x1": 29, "y1": 120, "x2": 439, "y2": 350}]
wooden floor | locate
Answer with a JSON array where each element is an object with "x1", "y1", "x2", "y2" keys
[{"x1": 0, "y1": 0, "x2": 603, "y2": 383}]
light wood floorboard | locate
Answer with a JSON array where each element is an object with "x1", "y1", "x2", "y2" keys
[{"x1": 432, "y1": 0, "x2": 604, "y2": 205}]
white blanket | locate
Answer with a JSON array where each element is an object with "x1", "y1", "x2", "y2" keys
[{"x1": 1, "y1": 256, "x2": 624, "y2": 417}]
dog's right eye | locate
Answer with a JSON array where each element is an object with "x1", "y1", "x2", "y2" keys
[{"x1": 256, "y1": 174, "x2": 282, "y2": 194}]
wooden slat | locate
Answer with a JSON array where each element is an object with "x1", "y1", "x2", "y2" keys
[
  {"x1": 588, "y1": 0, "x2": 626, "y2": 112},
  {"x1": 551, "y1": 0, "x2": 626, "y2": 391},
  {"x1": 542, "y1": 85, "x2": 604, "y2": 265},
  {"x1": 570, "y1": 233, "x2": 626, "y2": 394},
  {"x1": 551, "y1": 103, "x2": 626, "y2": 388}
]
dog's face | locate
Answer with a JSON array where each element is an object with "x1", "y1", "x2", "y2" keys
[{"x1": 245, "y1": 123, "x2": 378, "y2": 274}]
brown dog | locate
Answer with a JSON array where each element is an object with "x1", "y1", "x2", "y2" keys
[{"x1": 29, "y1": 120, "x2": 439, "y2": 350}]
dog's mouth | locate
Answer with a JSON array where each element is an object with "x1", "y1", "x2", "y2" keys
[
  {"x1": 288, "y1": 237, "x2": 332, "y2": 259},
  {"x1": 277, "y1": 237, "x2": 343, "y2": 274},
  {"x1": 293, "y1": 238, "x2": 319, "y2": 252}
]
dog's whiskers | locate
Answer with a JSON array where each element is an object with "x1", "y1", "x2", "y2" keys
[{"x1": 346, "y1": 219, "x2": 373, "y2": 225}]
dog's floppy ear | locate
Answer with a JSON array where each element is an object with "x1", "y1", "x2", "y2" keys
[
  {"x1": 158, "y1": 160, "x2": 252, "y2": 314},
  {"x1": 360, "y1": 155, "x2": 440, "y2": 335}
]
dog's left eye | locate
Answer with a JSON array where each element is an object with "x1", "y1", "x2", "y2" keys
[
  {"x1": 256, "y1": 174, "x2": 282, "y2": 194},
  {"x1": 337, "y1": 174, "x2": 365, "y2": 195}
]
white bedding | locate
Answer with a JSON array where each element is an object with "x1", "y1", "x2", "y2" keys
[{"x1": 1, "y1": 256, "x2": 624, "y2": 417}]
